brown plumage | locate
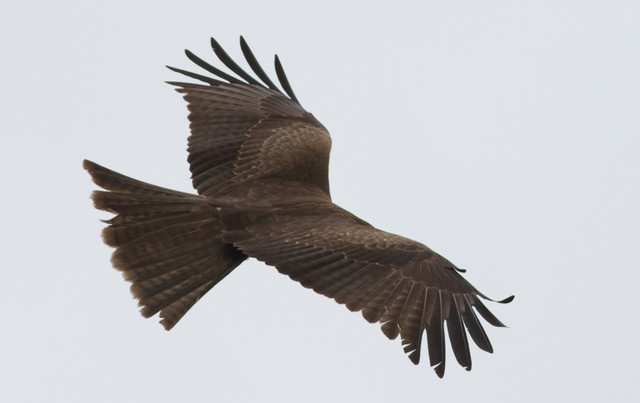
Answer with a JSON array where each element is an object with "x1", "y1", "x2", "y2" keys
[{"x1": 85, "y1": 36, "x2": 513, "y2": 378}]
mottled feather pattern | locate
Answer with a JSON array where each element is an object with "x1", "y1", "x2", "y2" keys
[{"x1": 85, "y1": 36, "x2": 512, "y2": 377}]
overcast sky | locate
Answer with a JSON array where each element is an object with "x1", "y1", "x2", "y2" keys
[{"x1": 2, "y1": 1, "x2": 639, "y2": 402}]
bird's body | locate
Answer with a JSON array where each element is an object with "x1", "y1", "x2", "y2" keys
[{"x1": 85, "y1": 36, "x2": 512, "y2": 378}]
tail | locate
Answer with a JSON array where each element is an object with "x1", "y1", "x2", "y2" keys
[{"x1": 83, "y1": 159, "x2": 247, "y2": 329}]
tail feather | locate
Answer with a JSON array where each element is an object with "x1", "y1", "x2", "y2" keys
[
  {"x1": 102, "y1": 212, "x2": 197, "y2": 247},
  {"x1": 84, "y1": 159, "x2": 246, "y2": 330}
]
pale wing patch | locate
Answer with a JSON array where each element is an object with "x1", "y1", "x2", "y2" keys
[{"x1": 234, "y1": 121, "x2": 332, "y2": 184}]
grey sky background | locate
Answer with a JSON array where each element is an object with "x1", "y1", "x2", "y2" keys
[{"x1": 2, "y1": 1, "x2": 638, "y2": 402}]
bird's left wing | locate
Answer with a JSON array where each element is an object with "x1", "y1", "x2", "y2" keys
[{"x1": 168, "y1": 37, "x2": 332, "y2": 197}]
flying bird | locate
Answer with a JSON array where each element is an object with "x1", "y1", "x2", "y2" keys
[{"x1": 84, "y1": 36, "x2": 513, "y2": 378}]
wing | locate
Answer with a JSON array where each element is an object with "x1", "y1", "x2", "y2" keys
[
  {"x1": 220, "y1": 200, "x2": 513, "y2": 378},
  {"x1": 168, "y1": 37, "x2": 332, "y2": 198},
  {"x1": 167, "y1": 36, "x2": 513, "y2": 377}
]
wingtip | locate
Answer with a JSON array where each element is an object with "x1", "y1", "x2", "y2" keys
[
  {"x1": 210, "y1": 36, "x2": 221, "y2": 50},
  {"x1": 239, "y1": 36, "x2": 250, "y2": 55},
  {"x1": 164, "y1": 80, "x2": 184, "y2": 88},
  {"x1": 408, "y1": 349, "x2": 421, "y2": 365},
  {"x1": 478, "y1": 292, "x2": 515, "y2": 304},
  {"x1": 165, "y1": 65, "x2": 182, "y2": 77}
]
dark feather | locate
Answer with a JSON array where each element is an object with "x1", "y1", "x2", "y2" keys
[
  {"x1": 184, "y1": 49, "x2": 243, "y2": 84},
  {"x1": 446, "y1": 294, "x2": 472, "y2": 370},
  {"x1": 240, "y1": 36, "x2": 280, "y2": 91},
  {"x1": 460, "y1": 295, "x2": 493, "y2": 353},
  {"x1": 209, "y1": 37, "x2": 263, "y2": 86},
  {"x1": 427, "y1": 291, "x2": 446, "y2": 378},
  {"x1": 274, "y1": 55, "x2": 299, "y2": 103},
  {"x1": 85, "y1": 36, "x2": 512, "y2": 378}
]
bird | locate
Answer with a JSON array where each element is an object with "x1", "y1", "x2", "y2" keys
[{"x1": 84, "y1": 36, "x2": 513, "y2": 378}]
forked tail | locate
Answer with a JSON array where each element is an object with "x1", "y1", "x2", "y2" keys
[{"x1": 84, "y1": 159, "x2": 246, "y2": 329}]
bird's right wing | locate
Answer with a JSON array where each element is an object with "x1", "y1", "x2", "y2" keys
[{"x1": 220, "y1": 202, "x2": 513, "y2": 378}]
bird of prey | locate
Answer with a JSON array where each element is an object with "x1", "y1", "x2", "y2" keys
[{"x1": 84, "y1": 36, "x2": 513, "y2": 378}]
